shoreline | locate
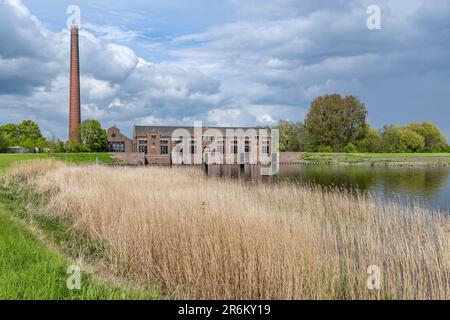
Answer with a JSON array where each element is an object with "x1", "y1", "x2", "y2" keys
[
  {"x1": 287, "y1": 160, "x2": 450, "y2": 168},
  {"x1": 286, "y1": 152, "x2": 450, "y2": 168}
]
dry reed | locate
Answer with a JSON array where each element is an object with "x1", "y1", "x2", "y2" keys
[{"x1": 5, "y1": 160, "x2": 450, "y2": 299}]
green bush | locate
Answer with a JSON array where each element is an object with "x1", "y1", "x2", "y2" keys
[
  {"x1": 383, "y1": 126, "x2": 425, "y2": 153},
  {"x1": 67, "y1": 141, "x2": 90, "y2": 153},
  {"x1": 356, "y1": 127, "x2": 382, "y2": 153},
  {"x1": 46, "y1": 138, "x2": 67, "y2": 153},
  {"x1": 343, "y1": 143, "x2": 358, "y2": 153},
  {"x1": 318, "y1": 146, "x2": 334, "y2": 153}
]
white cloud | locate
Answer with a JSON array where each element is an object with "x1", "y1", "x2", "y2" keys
[
  {"x1": 83, "y1": 22, "x2": 141, "y2": 42},
  {"x1": 207, "y1": 108, "x2": 242, "y2": 126},
  {"x1": 79, "y1": 34, "x2": 139, "y2": 82},
  {"x1": 256, "y1": 114, "x2": 274, "y2": 124},
  {"x1": 81, "y1": 77, "x2": 119, "y2": 102},
  {"x1": 0, "y1": 0, "x2": 226, "y2": 138}
]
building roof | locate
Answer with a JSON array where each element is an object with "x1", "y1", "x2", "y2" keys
[{"x1": 133, "y1": 125, "x2": 267, "y2": 137}]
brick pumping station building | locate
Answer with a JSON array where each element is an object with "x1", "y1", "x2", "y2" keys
[{"x1": 106, "y1": 125, "x2": 273, "y2": 165}]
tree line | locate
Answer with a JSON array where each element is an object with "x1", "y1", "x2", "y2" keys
[
  {"x1": 0, "y1": 119, "x2": 108, "y2": 153},
  {"x1": 278, "y1": 94, "x2": 450, "y2": 153},
  {"x1": 1, "y1": 94, "x2": 449, "y2": 154}
]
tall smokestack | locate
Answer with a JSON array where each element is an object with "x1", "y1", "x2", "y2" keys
[{"x1": 69, "y1": 26, "x2": 81, "y2": 143}]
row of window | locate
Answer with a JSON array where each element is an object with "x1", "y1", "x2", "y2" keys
[
  {"x1": 137, "y1": 146, "x2": 269, "y2": 155},
  {"x1": 136, "y1": 139, "x2": 269, "y2": 155},
  {"x1": 143, "y1": 136, "x2": 264, "y2": 142},
  {"x1": 138, "y1": 138, "x2": 269, "y2": 144}
]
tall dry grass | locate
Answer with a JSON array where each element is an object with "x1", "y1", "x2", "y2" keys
[{"x1": 5, "y1": 159, "x2": 450, "y2": 299}]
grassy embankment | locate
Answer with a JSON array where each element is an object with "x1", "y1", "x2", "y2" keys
[
  {"x1": 301, "y1": 152, "x2": 450, "y2": 166},
  {"x1": 0, "y1": 154, "x2": 159, "y2": 300},
  {"x1": 4, "y1": 158, "x2": 449, "y2": 300},
  {"x1": 0, "y1": 153, "x2": 117, "y2": 173}
]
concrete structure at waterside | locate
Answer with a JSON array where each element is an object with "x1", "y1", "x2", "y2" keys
[{"x1": 107, "y1": 125, "x2": 273, "y2": 166}]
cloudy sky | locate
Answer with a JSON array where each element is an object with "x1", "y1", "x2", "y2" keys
[{"x1": 1, "y1": 0, "x2": 449, "y2": 139}]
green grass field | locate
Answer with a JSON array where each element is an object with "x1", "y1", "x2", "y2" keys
[
  {"x1": 300, "y1": 152, "x2": 450, "y2": 165},
  {"x1": 0, "y1": 153, "x2": 158, "y2": 300},
  {"x1": 0, "y1": 153, "x2": 117, "y2": 173}
]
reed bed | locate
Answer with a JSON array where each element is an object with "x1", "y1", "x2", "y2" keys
[{"x1": 5, "y1": 159, "x2": 449, "y2": 299}]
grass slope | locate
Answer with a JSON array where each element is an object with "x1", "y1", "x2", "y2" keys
[
  {"x1": 301, "y1": 152, "x2": 450, "y2": 165},
  {"x1": 0, "y1": 205, "x2": 154, "y2": 300},
  {"x1": 0, "y1": 153, "x2": 117, "y2": 173},
  {"x1": 0, "y1": 153, "x2": 157, "y2": 300}
]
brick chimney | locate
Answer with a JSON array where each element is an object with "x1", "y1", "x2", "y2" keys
[{"x1": 69, "y1": 26, "x2": 81, "y2": 143}]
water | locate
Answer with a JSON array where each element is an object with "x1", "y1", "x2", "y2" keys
[{"x1": 277, "y1": 164, "x2": 450, "y2": 213}]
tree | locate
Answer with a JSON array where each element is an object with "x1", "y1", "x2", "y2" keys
[
  {"x1": 0, "y1": 123, "x2": 20, "y2": 146},
  {"x1": 408, "y1": 122, "x2": 448, "y2": 152},
  {"x1": 0, "y1": 133, "x2": 8, "y2": 152},
  {"x1": 47, "y1": 136, "x2": 67, "y2": 153},
  {"x1": 356, "y1": 126, "x2": 383, "y2": 153},
  {"x1": 303, "y1": 94, "x2": 368, "y2": 151},
  {"x1": 0, "y1": 120, "x2": 47, "y2": 149},
  {"x1": 278, "y1": 121, "x2": 303, "y2": 152},
  {"x1": 79, "y1": 120, "x2": 108, "y2": 152},
  {"x1": 383, "y1": 126, "x2": 425, "y2": 153}
]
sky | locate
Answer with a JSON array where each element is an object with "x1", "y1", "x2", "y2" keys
[{"x1": 0, "y1": 0, "x2": 449, "y2": 139}]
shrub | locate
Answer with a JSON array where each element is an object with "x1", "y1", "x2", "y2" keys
[
  {"x1": 356, "y1": 127, "x2": 382, "y2": 153},
  {"x1": 343, "y1": 143, "x2": 358, "y2": 153},
  {"x1": 318, "y1": 146, "x2": 334, "y2": 153},
  {"x1": 383, "y1": 126, "x2": 425, "y2": 153},
  {"x1": 67, "y1": 141, "x2": 90, "y2": 153}
]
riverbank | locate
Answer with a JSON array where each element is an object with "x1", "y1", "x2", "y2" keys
[
  {"x1": 299, "y1": 152, "x2": 450, "y2": 167},
  {"x1": 4, "y1": 159, "x2": 449, "y2": 299}
]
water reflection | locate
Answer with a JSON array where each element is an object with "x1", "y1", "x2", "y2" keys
[
  {"x1": 206, "y1": 164, "x2": 273, "y2": 183},
  {"x1": 204, "y1": 163, "x2": 450, "y2": 212},
  {"x1": 277, "y1": 164, "x2": 450, "y2": 212}
]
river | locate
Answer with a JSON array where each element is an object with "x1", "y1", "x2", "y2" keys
[{"x1": 277, "y1": 164, "x2": 450, "y2": 213}]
